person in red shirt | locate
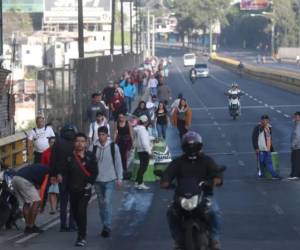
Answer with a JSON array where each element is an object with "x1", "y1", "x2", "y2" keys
[
  {"x1": 111, "y1": 90, "x2": 126, "y2": 121},
  {"x1": 41, "y1": 136, "x2": 58, "y2": 214}
]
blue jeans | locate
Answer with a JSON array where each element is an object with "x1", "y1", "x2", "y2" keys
[
  {"x1": 94, "y1": 181, "x2": 115, "y2": 229},
  {"x1": 125, "y1": 96, "x2": 133, "y2": 113},
  {"x1": 258, "y1": 151, "x2": 279, "y2": 178},
  {"x1": 157, "y1": 123, "x2": 167, "y2": 139},
  {"x1": 150, "y1": 87, "x2": 157, "y2": 97},
  {"x1": 167, "y1": 196, "x2": 221, "y2": 244}
]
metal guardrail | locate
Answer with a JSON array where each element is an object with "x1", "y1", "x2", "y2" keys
[
  {"x1": 210, "y1": 53, "x2": 300, "y2": 92},
  {"x1": 0, "y1": 132, "x2": 32, "y2": 168}
]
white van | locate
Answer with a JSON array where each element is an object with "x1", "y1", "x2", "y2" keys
[{"x1": 183, "y1": 53, "x2": 196, "y2": 67}]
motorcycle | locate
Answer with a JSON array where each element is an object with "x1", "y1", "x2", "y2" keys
[
  {"x1": 228, "y1": 94, "x2": 240, "y2": 120},
  {"x1": 190, "y1": 70, "x2": 197, "y2": 84},
  {"x1": 154, "y1": 166, "x2": 226, "y2": 250},
  {"x1": 0, "y1": 165, "x2": 22, "y2": 230}
]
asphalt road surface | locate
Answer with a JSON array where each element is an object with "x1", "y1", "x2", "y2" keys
[{"x1": 2, "y1": 47, "x2": 300, "y2": 250}]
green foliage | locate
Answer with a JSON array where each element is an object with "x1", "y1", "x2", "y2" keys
[{"x1": 172, "y1": 0, "x2": 231, "y2": 43}]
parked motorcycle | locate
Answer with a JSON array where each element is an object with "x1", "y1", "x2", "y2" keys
[
  {"x1": 154, "y1": 166, "x2": 226, "y2": 250},
  {"x1": 0, "y1": 163, "x2": 22, "y2": 230}
]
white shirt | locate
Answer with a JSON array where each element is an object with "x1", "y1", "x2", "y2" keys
[
  {"x1": 258, "y1": 131, "x2": 268, "y2": 151},
  {"x1": 88, "y1": 119, "x2": 110, "y2": 145},
  {"x1": 148, "y1": 78, "x2": 158, "y2": 88},
  {"x1": 28, "y1": 126, "x2": 55, "y2": 153},
  {"x1": 134, "y1": 125, "x2": 152, "y2": 154}
]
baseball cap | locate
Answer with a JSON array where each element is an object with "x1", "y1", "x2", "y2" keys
[{"x1": 139, "y1": 115, "x2": 148, "y2": 123}]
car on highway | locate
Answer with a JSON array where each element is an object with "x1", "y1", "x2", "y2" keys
[
  {"x1": 183, "y1": 53, "x2": 196, "y2": 67},
  {"x1": 194, "y1": 63, "x2": 209, "y2": 77}
]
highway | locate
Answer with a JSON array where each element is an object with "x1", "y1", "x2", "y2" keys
[
  {"x1": 1, "y1": 47, "x2": 300, "y2": 250},
  {"x1": 220, "y1": 50, "x2": 300, "y2": 72}
]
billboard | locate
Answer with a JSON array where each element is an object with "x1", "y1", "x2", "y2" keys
[
  {"x1": 44, "y1": 0, "x2": 111, "y2": 24},
  {"x1": 240, "y1": 0, "x2": 270, "y2": 11}
]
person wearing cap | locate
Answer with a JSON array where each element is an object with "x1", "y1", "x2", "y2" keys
[
  {"x1": 87, "y1": 93, "x2": 108, "y2": 123},
  {"x1": 88, "y1": 111, "x2": 110, "y2": 147},
  {"x1": 134, "y1": 115, "x2": 152, "y2": 190},
  {"x1": 252, "y1": 115, "x2": 281, "y2": 179},
  {"x1": 27, "y1": 116, "x2": 55, "y2": 163},
  {"x1": 288, "y1": 111, "x2": 300, "y2": 180},
  {"x1": 91, "y1": 126, "x2": 123, "y2": 238}
]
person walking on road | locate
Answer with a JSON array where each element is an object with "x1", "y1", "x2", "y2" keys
[
  {"x1": 27, "y1": 116, "x2": 55, "y2": 163},
  {"x1": 133, "y1": 100, "x2": 151, "y2": 121},
  {"x1": 114, "y1": 113, "x2": 133, "y2": 175},
  {"x1": 171, "y1": 98, "x2": 192, "y2": 139},
  {"x1": 40, "y1": 136, "x2": 58, "y2": 214},
  {"x1": 92, "y1": 126, "x2": 123, "y2": 238},
  {"x1": 64, "y1": 133, "x2": 98, "y2": 247},
  {"x1": 50, "y1": 124, "x2": 77, "y2": 232},
  {"x1": 12, "y1": 164, "x2": 49, "y2": 234},
  {"x1": 157, "y1": 80, "x2": 172, "y2": 105},
  {"x1": 148, "y1": 74, "x2": 159, "y2": 97},
  {"x1": 288, "y1": 111, "x2": 300, "y2": 180},
  {"x1": 156, "y1": 101, "x2": 169, "y2": 140},
  {"x1": 121, "y1": 77, "x2": 136, "y2": 113},
  {"x1": 252, "y1": 115, "x2": 281, "y2": 179},
  {"x1": 134, "y1": 115, "x2": 152, "y2": 190},
  {"x1": 88, "y1": 111, "x2": 110, "y2": 146},
  {"x1": 87, "y1": 93, "x2": 108, "y2": 122}
]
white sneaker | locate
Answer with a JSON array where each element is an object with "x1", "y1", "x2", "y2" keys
[
  {"x1": 134, "y1": 182, "x2": 139, "y2": 188},
  {"x1": 136, "y1": 183, "x2": 150, "y2": 190},
  {"x1": 287, "y1": 176, "x2": 299, "y2": 180}
]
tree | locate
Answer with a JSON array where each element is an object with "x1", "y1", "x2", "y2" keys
[{"x1": 172, "y1": 0, "x2": 231, "y2": 46}]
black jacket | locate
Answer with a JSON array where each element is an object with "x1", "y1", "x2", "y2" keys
[
  {"x1": 65, "y1": 151, "x2": 98, "y2": 191},
  {"x1": 49, "y1": 136, "x2": 74, "y2": 177},
  {"x1": 252, "y1": 124, "x2": 274, "y2": 151}
]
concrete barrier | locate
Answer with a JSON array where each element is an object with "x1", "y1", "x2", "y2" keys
[{"x1": 210, "y1": 53, "x2": 300, "y2": 93}]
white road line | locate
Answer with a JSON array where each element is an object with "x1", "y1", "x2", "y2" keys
[
  {"x1": 238, "y1": 160, "x2": 245, "y2": 167},
  {"x1": 226, "y1": 142, "x2": 232, "y2": 147},
  {"x1": 213, "y1": 121, "x2": 218, "y2": 126},
  {"x1": 249, "y1": 95, "x2": 253, "y2": 98},
  {"x1": 221, "y1": 133, "x2": 226, "y2": 138},
  {"x1": 253, "y1": 98, "x2": 258, "y2": 101},
  {"x1": 284, "y1": 114, "x2": 291, "y2": 118},
  {"x1": 217, "y1": 127, "x2": 222, "y2": 131},
  {"x1": 272, "y1": 204, "x2": 284, "y2": 215},
  {"x1": 270, "y1": 106, "x2": 274, "y2": 110},
  {"x1": 264, "y1": 104, "x2": 269, "y2": 107},
  {"x1": 258, "y1": 100, "x2": 263, "y2": 104},
  {"x1": 276, "y1": 110, "x2": 282, "y2": 114}
]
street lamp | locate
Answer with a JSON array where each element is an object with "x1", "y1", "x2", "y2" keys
[{"x1": 250, "y1": 12, "x2": 275, "y2": 56}]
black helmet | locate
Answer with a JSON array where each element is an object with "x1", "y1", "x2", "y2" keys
[
  {"x1": 60, "y1": 123, "x2": 78, "y2": 140},
  {"x1": 182, "y1": 131, "x2": 203, "y2": 157}
]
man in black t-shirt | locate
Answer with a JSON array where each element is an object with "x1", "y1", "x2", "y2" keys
[{"x1": 12, "y1": 164, "x2": 49, "y2": 234}]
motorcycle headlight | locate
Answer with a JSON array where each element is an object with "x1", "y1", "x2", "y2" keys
[{"x1": 180, "y1": 195, "x2": 199, "y2": 211}]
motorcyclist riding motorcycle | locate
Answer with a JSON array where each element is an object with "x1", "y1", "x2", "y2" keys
[
  {"x1": 159, "y1": 131, "x2": 223, "y2": 250},
  {"x1": 225, "y1": 83, "x2": 243, "y2": 119},
  {"x1": 189, "y1": 67, "x2": 197, "y2": 83}
]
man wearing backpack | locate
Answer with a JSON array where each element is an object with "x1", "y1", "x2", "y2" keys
[
  {"x1": 92, "y1": 126, "x2": 123, "y2": 238},
  {"x1": 88, "y1": 111, "x2": 110, "y2": 147},
  {"x1": 27, "y1": 116, "x2": 55, "y2": 163}
]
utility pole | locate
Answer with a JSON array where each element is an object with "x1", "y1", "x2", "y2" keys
[
  {"x1": 130, "y1": 1, "x2": 133, "y2": 53},
  {"x1": 147, "y1": 9, "x2": 150, "y2": 56},
  {"x1": 110, "y1": 0, "x2": 116, "y2": 55},
  {"x1": 0, "y1": 0, "x2": 3, "y2": 56},
  {"x1": 139, "y1": 6, "x2": 142, "y2": 53},
  {"x1": 209, "y1": 20, "x2": 213, "y2": 55},
  {"x1": 152, "y1": 15, "x2": 155, "y2": 56},
  {"x1": 78, "y1": 0, "x2": 84, "y2": 58},
  {"x1": 135, "y1": 0, "x2": 138, "y2": 54},
  {"x1": 121, "y1": 0, "x2": 125, "y2": 54}
]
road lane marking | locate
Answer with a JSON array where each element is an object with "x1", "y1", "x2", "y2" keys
[
  {"x1": 221, "y1": 133, "x2": 226, "y2": 138},
  {"x1": 284, "y1": 114, "x2": 291, "y2": 118},
  {"x1": 276, "y1": 110, "x2": 282, "y2": 114},
  {"x1": 272, "y1": 204, "x2": 284, "y2": 215},
  {"x1": 226, "y1": 142, "x2": 232, "y2": 147},
  {"x1": 238, "y1": 160, "x2": 245, "y2": 167},
  {"x1": 217, "y1": 127, "x2": 222, "y2": 131}
]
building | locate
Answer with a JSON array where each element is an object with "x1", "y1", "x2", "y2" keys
[{"x1": 3, "y1": 0, "x2": 43, "y2": 12}]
